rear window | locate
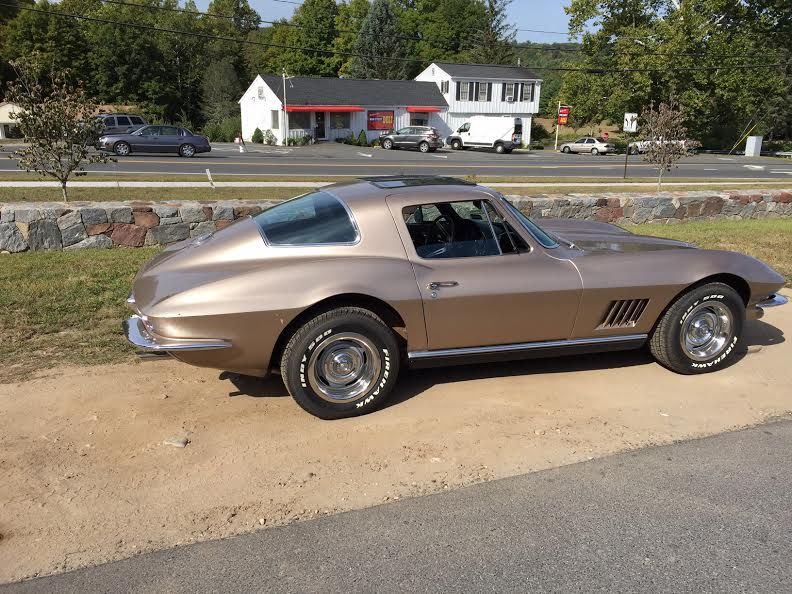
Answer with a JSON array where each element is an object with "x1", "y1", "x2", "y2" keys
[{"x1": 254, "y1": 191, "x2": 358, "y2": 245}]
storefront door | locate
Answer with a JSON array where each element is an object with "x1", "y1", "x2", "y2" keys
[{"x1": 314, "y1": 112, "x2": 326, "y2": 140}]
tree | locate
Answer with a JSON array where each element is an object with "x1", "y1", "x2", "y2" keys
[
  {"x1": 6, "y1": 57, "x2": 113, "y2": 201},
  {"x1": 639, "y1": 99, "x2": 699, "y2": 191},
  {"x1": 347, "y1": 0, "x2": 408, "y2": 79},
  {"x1": 202, "y1": 59, "x2": 241, "y2": 122},
  {"x1": 282, "y1": 0, "x2": 339, "y2": 76},
  {"x1": 333, "y1": 0, "x2": 370, "y2": 76},
  {"x1": 465, "y1": 0, "x2": 515, "y2": 65}
]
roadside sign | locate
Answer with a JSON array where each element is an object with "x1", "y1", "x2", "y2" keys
[
  {"x1": 558, "y1": 105, "x2": 570, "y2": 126},
  {"x1": 602, "y1": 132, "x2": 609, "y2": 140},
  {"x1": 624, "y1": 112, "x2": 638, "y2": 133}
]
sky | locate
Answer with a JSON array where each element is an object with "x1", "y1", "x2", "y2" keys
[{"x1": 193, "y1": 0, "x2": 575, "y2": 44}]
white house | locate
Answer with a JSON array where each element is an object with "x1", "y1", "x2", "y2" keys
[
  {"x1": 415, "y1": 62, "x2": 542, "y2": 144},
  {"x1": 0, "y1": 102, "x2": 21, "y2": 139},
  {"x1": 239, "y1": 75, "x2": 448, "y2": 145}
]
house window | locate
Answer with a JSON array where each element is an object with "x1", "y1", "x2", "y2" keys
[
  {"x1": 331, "y1": 112, "x2": 351, "y2": 129},
  {"x1": 257, "y1": 86, "x2": 265, "y2": 99},
  {"x1": 441, "y1": 80, "x2": 449, "y2": 94},
  {"x1": 410, "y1": 112, "x2": 429, "y2": 126},
  {"x1": 289, "y1": 112, "x2": 311, "y2": 130},
  {"x1": 504, "y1": 83, "x2": 515, "y2": 101},
  {"x1": 271, "y1": 110, "x2": 279, "y2": 128},
  {"x1": 478, "y1": 83, "x2": 488, "y2": 102},
  {"x1": 460, "y1": 81, "x2": 471, "y2": 101}
]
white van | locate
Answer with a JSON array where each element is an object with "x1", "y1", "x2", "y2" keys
[{"x1": 446, "y1": 116, "x2": 522, "y2": 154}]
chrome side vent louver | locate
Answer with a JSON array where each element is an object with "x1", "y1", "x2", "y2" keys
[{"x1": 599, "y1": 299, "x2": 649, "y2": 329}]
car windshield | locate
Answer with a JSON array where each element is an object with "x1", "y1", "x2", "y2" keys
[{"x1": 497, "y1": 195, "x2": 559, "y2": 249}]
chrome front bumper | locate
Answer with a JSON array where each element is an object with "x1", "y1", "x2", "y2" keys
[
  {"x1": 123, "y1": 315, "x2": 231, "y2": 351},
  {"x1": 747, "y1": 294, "x2": 788, "y2": 320}
]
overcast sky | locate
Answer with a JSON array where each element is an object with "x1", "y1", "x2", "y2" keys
[{"x1": 193, "y1": 0, "x2": 575, "y2": 44}]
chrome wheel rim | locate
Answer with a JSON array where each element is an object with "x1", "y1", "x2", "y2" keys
[
  {"x1": 116, "y1": 143, "x2": 129, "y2": 156},
  {"x1": 307, "y1": 333, "x2": 381, "y2": 403},
  {"x1": 680, "y1": 301, "x2": 733, "y2": 361},
  {"x1": 181, "y1": 145, "x2": 195, "y2": 157},
  {"x1": 383, "y1": 140, "x2": 392, "y2": 149},
  {"x1": 419, "y1": 143, "x2": 429, "y2": 152}
]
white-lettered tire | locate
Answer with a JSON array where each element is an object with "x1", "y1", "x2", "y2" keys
[
  {"x1": 280, "y1": 307, "x2": 401, "y2": 419},
  {"x1": 649, "y1": 282, "x2": 744, "y2": 375}
]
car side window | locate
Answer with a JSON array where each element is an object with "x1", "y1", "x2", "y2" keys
[
  {"x1": 458, "y1": 123, "x2": 470, "y2": 133},
  {"x1": 140, "y1": 126, "x2": 159, "y2": 136},
  {"x1": 585, "y1": 138, "x2": 595, "y2": 144},
  {"x1": 483, "y1": 202, "x2": 529, "y2": 254},
  {"x1": 103, "y1": 117, "x2": 116, "y2": 127},
  {"x1": 254, "y1": 191, "x2": 358, "y2": 245},
  {"x1": 116, "y1": 116, "x2": 131, "y2": 126},
  {"x1": 402, "y1": 200, "x2": 501, "y2": 259},
  {"x1": 160, "y1": 126, "x2": 180, "y2": 136},
  {"x1": 396, "y1": 127, "x2": 410, "y2": 135},
  {"x1": 130, "y1": 116, "x2": 144, "y2": 125}
]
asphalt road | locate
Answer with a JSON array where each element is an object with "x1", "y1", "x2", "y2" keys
[
  {"x1": 6, "y1": 420, "x2": 791, "y2": 593},
  {"x1": 2, "y1": 142, "x2": 792, "y2": 179}
]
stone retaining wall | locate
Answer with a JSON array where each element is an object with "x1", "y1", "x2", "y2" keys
[{"x1": 0, "y1": 189, "x2": 790, "y2": 253}]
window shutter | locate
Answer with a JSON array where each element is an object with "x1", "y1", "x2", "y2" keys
[
  {"x1": 487, "y1": 83, "x2": 492, "y2": 101},
  {"x1": 456, "y1": 82, "x2": 461, "y2": 101},
  {"x1": 529, "y1": 83, "x2": 535, "y2": 101},
  {"x1": 518, "y1": 83, "x2": 524, "y2": 102},
  {"x1": 474, "y1": 82, "x2": 480, "y2": 102},
  {"x1": 501, "y1": 83, "x2": 506, "y2": 101}
]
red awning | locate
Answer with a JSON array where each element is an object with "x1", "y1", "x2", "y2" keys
[
  {"x1": 406, "y1": 106, "x2": 443, "y2": 113},
  {"x1": 284, "y1": 105, "x2": 364, "y2": 112}
]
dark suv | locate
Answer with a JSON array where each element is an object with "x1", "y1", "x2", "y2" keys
[
  {"x1": 98, "y1": 113, "x2": 147, "y2": 135},
  {"x1": 379, "y1": 126, "x2": 444, "y2": 153}
]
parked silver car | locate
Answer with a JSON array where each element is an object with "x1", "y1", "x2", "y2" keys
[
  {"x1": 97, "y1": 125, "x2": 211, "y2": 157},
  {"x1": 560, "y1": 137, "x2": 615, "y2": 155},
  {"x1": 380, "y1": 126, "x2": 444, "y2": 153}
]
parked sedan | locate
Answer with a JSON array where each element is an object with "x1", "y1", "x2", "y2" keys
[
  {"x1": 124, "y1": 176, "x2": 786, "y2": 419},
  {"x1": 559, "y1": 137, "x2": 615, "y2": 155},
  {"x1": 379, "y1": 126, "x2": 444, "y2": 152},
  {"x1": 97, "y1": 125, "x2": 211, "y2": 157}
]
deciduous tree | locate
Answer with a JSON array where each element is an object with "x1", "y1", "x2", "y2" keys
[{"x1": 639, "y1": 99, "x2": 699, "y2": 191}]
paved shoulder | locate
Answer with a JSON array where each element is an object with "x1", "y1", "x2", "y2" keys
[{"x1": 5, "y1": 421, "x2": 792, "y2": 593}]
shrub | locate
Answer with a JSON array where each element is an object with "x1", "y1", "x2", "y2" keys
[
  {"x1": 530, "y1": 119, "x2": 550, "y2": 141},
  {"x1": 202, "y1": 115, "x2": 241, "y2": 142},
  {"x1": 356, "y1": 130, "x2": 368, "y2": 146},
  {"x1": 371, "y1": 138, "x2": 381, "y2": 147},
  {"x1": 263, "y1": 129, "x2": 277, "y2": 145},
  {"x1": 251, "y1": 128, "x2": 264, "y2": 143}
]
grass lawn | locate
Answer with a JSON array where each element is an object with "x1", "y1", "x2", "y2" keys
[
  {"x1": 0, "y1": 248, "x2": 159, "y2": 383},
  {"x1": 1, "y1": 218, "x2": 789, "y2": 383},
  {"x1": 0, "y1": 186, "x2": 310, "y2": 203}
]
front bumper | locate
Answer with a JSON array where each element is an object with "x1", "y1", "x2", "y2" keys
[
  {"x1": 123, "y1": 315, "x2": 231, "y2": 351},
  {"x1": 747, "y1": 293, "x2": 788, "y2": 320}
]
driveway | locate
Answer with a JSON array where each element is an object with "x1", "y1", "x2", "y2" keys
[
  {"x1": 5, "y1": 420, "x2": 791, "y2": 593},
  {"x1": 0, "y1": 297, "x2": 789, "y2": 583}
]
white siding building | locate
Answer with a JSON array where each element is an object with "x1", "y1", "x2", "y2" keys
[
  {"x1": 415, "y1": 62, "x2": 542, "y2": 144},
  {"x1": 0, "y1": 102, "x2": 21, "y2": 139},
  {"x1": 239, "y1": 75, "x2": 448, "y2": 145}
]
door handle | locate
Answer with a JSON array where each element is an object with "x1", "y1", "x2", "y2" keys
[{"x1": 428, "y1": 281, "x2": 459, "y2": 290}]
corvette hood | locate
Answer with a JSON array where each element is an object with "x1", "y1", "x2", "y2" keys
[{"x1": 539, "y1": 219, "x2": 694, "y2": 253}]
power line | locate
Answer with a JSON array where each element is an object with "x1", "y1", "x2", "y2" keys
[{"x1": 1, "y1": 2, "x2": 786, "y2": 74}]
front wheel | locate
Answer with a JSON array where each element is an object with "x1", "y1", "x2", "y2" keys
[
  {"x1": 114, "y1": 141, "x2": 131, "y2": 156},
  {"x1": 649, "y1": 282, "x2": 744, "y2": 375},
  {"x1": 591, "y1": 148, "x2": 599, "y2": 155},
  {"x1": 381, "y1": 138, "x2": 393, "y2": 150},
  {"x1": 280, "y1": 307, "x2": 401, "y2": 419},
  {"x1": 179, "y1": 143, "x2": 196, "y2": 158},
  {"x1": 561, "y1": 146, "x2": 571, "y2": 153},
  {"x1": 450, "y1": 139, "x2": 462, "y2": 150}
]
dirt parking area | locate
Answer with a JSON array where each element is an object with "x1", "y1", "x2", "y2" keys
[{"x1": 1, "y1": 296, "x2": 791, "y2": 584}]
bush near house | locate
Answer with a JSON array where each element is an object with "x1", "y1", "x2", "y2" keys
[
  {"x1": 203, "y1": 115, "x2": 241, "y2": 142},
  {"x1": 251, "y1": 128, "x2": 264, "y2": 143},
  {"x1": 356, "y1": 130, "x2": 368, "y2": 146},
  {"x1": 263, "y1": 129, "x2": 277, "y2": 145}
]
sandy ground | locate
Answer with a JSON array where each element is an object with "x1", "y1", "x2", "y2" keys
[{"x1": 1, "y1": 297, "x2": 791, "y2": 584}]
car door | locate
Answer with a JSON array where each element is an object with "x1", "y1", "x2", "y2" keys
[
  {"x1": 386, "y1": 191, "x2": 582, "y2": 350},
  {"x1": 570, "y1": 138, "x2": 586, "y2": 152},
  {"x1": 156, "y1": 126, "x2": 182, "y2": 153},
  {"x1": 457, "y1": 122, "x2": 471, "y2": 145},
  {"x1": 132, "y1": 126, "x2": 159, "y2": 152}
]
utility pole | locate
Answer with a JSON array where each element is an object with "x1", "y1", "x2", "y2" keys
[{"x1": 282, "y1": 69, "x2": 289, "y2": 146}]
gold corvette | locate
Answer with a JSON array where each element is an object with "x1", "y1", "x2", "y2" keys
[{"x1": 125, "y1": 177, "x2": 786, "y2": 419}]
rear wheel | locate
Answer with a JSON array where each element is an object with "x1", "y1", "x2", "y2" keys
[
  {"x1": 382, "y1": 138, "x2": 393, "y2": 150},
  {"x1": 418, "y1": 141, "x2": 430, "y2": 153},
  {"x1": 281, "y1": 307, "x2": 401, "y2": 419},
  {"x1": 179, "y1": 143, "x2": 196, "y2": 158},
  {"x1": 494, "y1": 142, "x2": 506, "y2": 154},
  {"x1": 649, "y1": 282, "x2": 744, "y2": 375}
]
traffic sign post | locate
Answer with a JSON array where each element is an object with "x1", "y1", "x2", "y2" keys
[{"x1": 623, "y1": 113, "x2": 638, "y2": 179}]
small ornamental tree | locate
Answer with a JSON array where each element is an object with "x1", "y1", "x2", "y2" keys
[
  {"x1": 639, "y1": 99, "x2": 700, "y2": 191},
  {"x1": 263, "y1": 129, "x2": 276, "y2": 145},
  {"x1": 6, "y1": 57, "x2": 113, "y2": 201},
  {"x1": 356, "y1": 129, "x2": 368, "y2": 146},
  {"x1": 251, "y1": 127, "x2": 264, "y2": 143}
]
